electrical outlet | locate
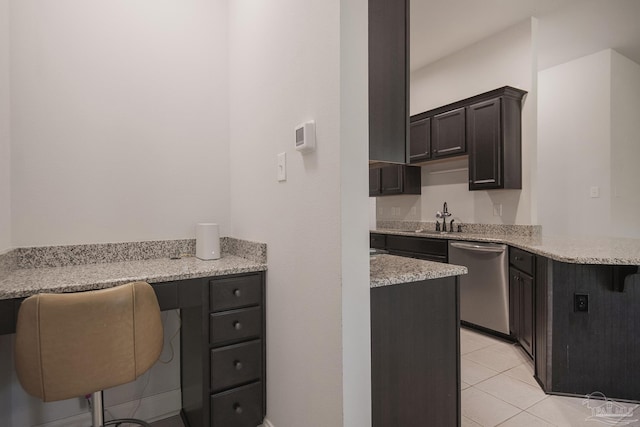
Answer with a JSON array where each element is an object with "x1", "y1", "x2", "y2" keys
[
  {"x1": 574, "y1": 294, "x2": 589, "y2": 312},
  {"x1": 590, "y1": 186, "x2": 600, "y2": 198},
  {"x1": 493, "y1": 204, "x2": 502, "y2": 216}
]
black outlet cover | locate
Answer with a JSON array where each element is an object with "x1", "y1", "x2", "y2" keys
[{"x1": 574, "y1": 294, "x2": 589, "y2": 312}]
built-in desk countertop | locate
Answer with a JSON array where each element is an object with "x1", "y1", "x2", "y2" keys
[
  {"x1": 0, "y1": 255, "x2": 267, "y2": 300},
  {"x1": 0, "y1": 238, "x2": 267, "y2": 335}
]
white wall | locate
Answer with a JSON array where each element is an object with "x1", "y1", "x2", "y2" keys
[
  {"x1": 538, "y1": 48, "x2": 640, "y2": 238},
  {"x1": 229, "y1": 0, "x2": 370, "y2": 426},
  {"x1": 610, "y1": 51, "x2": 640, "y2": 238},
  {"x1": 538, "y1": 50, "x2": 612, "y2": 236},
  {"x1": 377, "y1": 19, "x2": 537, "y2": 226},
  {"x1": 537, "y1": 0, "x2": 640, "y2": 71},
  {"x1": 0, "y1": 0, "x2": 10, "y2": 252},
  {"x1": 10, "y1": 0, "x2": 230, "y2": 247},
  {"x1": 339, "y1": 0, "x2": 371, "y2": 425},
  {"x1": 3, "y1": 1, "x2": 229, "y2": 425}
]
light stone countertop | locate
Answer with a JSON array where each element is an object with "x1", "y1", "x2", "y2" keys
[
  {"x1": 370, "y1": 254, "x2": 467, "y2": 288},
  {"x1": 0, "y1": 255, "x2": 267, "y2": 300},
  {"x1": 373, "y1": 229, "x2": 640, "y2": 265}
]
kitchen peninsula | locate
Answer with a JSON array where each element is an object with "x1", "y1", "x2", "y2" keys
[
  {"x1": 370, "y1": 253, "x2": 467, "y2": 426},
  {"x1": 372, "y1": 224, "x2": 640, "y2": 403}
]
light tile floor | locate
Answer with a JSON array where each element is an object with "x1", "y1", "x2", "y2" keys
[{"x1": 461, "y1": 327, "x2": 640, "y2": 427}]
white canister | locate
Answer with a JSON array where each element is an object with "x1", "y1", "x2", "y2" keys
[{"x1": 196, "y1": 223, "x2": 221, "y2": 260}]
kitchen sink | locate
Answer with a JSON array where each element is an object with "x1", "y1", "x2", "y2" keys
[{"x1": 416, "y1": 230, "x2": 450, "y2": 235}]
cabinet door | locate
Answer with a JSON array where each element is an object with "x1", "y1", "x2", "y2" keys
[
  {"x1": 370, "y1": 233, "x2": 387, "y2": 249},
  {"x1": 369, "y1": 168, "x2": 382, "y2": 196},
  {"x1": 369, "y1": 0, "x2": 408, "y2": 163},
  {"x1": 468, "y1": 97, "x2": 502, "y2": 190},
  {"x1": 409, "y1": 117, "x2": 431, "y2": 162},
  {"x1": 519, "y1": 273, "x2": 534, "y2": 358},
  {"x1": 380, "y1": 165, "x2": 403, "y2": 194},
  {"x1": 534, "y1": 256, "x2": 548, "y2": 391},
  {"x1": 509, "y1": 268, "x2": 520, "y2": 338},
  {"x1": 432, "y1": 107, "x2": 466, "y2": 158},
  {"x1": 371, "y1": 277, "x2": 460, "y2": 427}
]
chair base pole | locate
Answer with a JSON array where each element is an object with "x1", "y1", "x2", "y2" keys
[{"x1": 91, "y1": 391, "x2": 105, "y2": 427}]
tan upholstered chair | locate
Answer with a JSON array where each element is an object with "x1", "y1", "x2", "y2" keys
[{"x1": 15, "y1": 281, "x2": 163, "y2": 427}]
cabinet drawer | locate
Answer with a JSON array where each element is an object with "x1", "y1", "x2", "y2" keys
[
  {"x1": 386, "y1": 235, "x2": 448, "y2": 258},
  {"x1": 510, "y1": 247, "x2": 534, "y2": 275},
  {"x1": 211, "y1": 381, "x2": 263, "y2": 427},
  {"x1": 210, "y1": 274, "x2": 262, "y2": 312},
  {"x1": 210, "y1": 307, "x2": 262, "y2": 346},
  {"x1": 370, "y1": 233, "x2": 386, "y2": 249},
  {"x1": 211, "y1": 340, "x2": 262, "y2": 392}
]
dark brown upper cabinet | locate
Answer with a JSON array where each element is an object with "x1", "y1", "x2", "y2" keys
[
  {"x1": 368, "y1": 0, "x2": 409, "y2": 164},
  {"x1": 410, "y1": 86, "x2": 526, "y2": 190},
  {"x1": 409, "y1": 117, "x2": 431, "y2": 162},
  {"x1": 369, "y1": 164, "x2": 421, "y2": 197},
  {"x1": 369, "y1": 167, "x2": 382, "y2": 195},
  {"x1": 467, "y1": 88, "x2": 526, "y2": 190},
  {"x1": 432, "y1": 107, "x2": 466, "y2": 158}
]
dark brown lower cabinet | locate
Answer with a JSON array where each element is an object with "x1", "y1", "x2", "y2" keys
[
  {"x1": 182, "y1": 272, "x2": 266, "y2": 427},
  {"x1": 371, "y1": 277, "x2": 460, "y2": 427},
  {"x1": 509, "y1": 248, "x2": 535, "y2": 359},
  {"x1": 509, "y1": 267, "x2": 534, "y2": 358},
  {"x1": 534, "y1": 256, "x2": 549, "y2": 391}
]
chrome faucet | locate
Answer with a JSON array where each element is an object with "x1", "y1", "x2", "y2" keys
[{"x1": 436, "y1": 202, "x2": 452, "y2": 231}]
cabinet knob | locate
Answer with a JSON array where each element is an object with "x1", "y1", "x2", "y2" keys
[
  {"x1": 233, "y1": 403, "x2": 243, "y2": 414},
  {"x1": 234, "y1": 360, "x2": 243, "y2": 370},
  {"x1": 514, "y1": 256, "x2": 522, "y2": 261},
  {"x1": 233, "y1": 288, "x2": 242, "y2": 297},
  {"x1": 233, "y1": 321, "x2": 242, "y2": 330}
]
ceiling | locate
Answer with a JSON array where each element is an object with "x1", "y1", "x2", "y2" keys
[{"x1": 410, "y1": 0, "x2": 640, "y2": 71}]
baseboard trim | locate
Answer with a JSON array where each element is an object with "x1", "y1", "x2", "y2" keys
[{"x1": 33, "y1": 389, "x2": 181, "y2": 427}]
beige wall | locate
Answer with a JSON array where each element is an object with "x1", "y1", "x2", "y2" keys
[
  {"x1": 611, "y1": 51, "x2": 640, "y2": 238},
  {"x1": 538, "y1": 50, "x2": 612, "y2": 236},
  {"x1": 228, "y1": 0, "x2": 371, "y2": 425},
  {"x1": 538, "y1": 48, "x2": 640, "y2": 238},
  {"x1": 10, "y1": 0, "x2": 231, "y2": 246},
  {"x1": 0, "y1": 0, "x2": 10, "y2": 252},
  {"x1": 378, "y1": 19, "x2": 537, "y2": 226}
]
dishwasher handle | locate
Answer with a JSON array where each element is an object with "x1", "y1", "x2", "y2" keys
[{"x1": 450, "y1": 242, "x2": 507, "y2": 254}]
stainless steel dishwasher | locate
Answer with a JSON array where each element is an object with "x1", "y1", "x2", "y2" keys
[{"x1": 448, "y1": 241, "x2": 509, "y2": 335}]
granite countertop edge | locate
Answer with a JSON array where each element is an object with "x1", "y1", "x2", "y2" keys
[
  {"x1": 370, "y1": 254, "x2": 467, "y2": 288},
  {"x1": 0, "y1": 255, "x2": 267, "y2": 300},
  {"x1": 372, "y1": 229, "x2": 640, "y2": 265}
]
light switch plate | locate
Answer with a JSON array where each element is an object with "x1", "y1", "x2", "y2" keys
[
  {"x1": 493, "y1": 204, "x2": 502, "y2": 216},
  {"x1": 590, "y1": 186, "x2": 600, "y2": 198},
  {"x1": 277, "y1": 152, "x2": 286, "y2": 182}
]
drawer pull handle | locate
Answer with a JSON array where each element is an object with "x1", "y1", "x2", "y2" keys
[
  {"x1": 233, "y1": 289, "x2": 242, "y2": 297},
  {"x1": 233, "y1": 403, "x2": 243, "y2": 414},
  {"x1": 234, "y1": 360, "x2": 243, "y2": 370},
  {"x1": 233, "y1": 321, "x2": 242, "y2": 330}
]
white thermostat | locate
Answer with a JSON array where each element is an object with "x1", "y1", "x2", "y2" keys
[{"x1": 295, "y1": 121, "x2": 316, "y2": 153}]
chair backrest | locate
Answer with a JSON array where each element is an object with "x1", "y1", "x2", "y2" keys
[{"x1": 15, "y1": 281, "x2": 163, "y2": 402}]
